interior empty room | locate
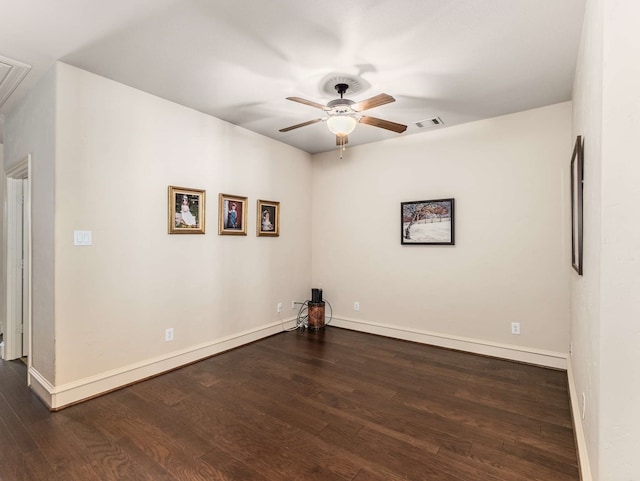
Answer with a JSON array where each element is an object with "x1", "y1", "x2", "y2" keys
[{"x1": 1, "y1": 1, "x2": 639, "y2": 480}]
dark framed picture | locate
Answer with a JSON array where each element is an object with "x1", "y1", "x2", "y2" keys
[
  {"x1": 401, "y1": 198, "x2": 455, "y2": 245},
  {"x1": 219, "y1": 193, "x2": 248, "y2": 235},
  {"x1": 571, "y1": 135, "x2": 584, "y2": 275},
  {"x1": 168, "y1": 186, "x2": 205, "y2": 234},
  {"x1": 257, "y1": 199, "x2": 280, "y2": 237}
]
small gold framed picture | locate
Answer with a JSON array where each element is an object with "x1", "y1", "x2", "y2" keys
[
  {"x1": 168, "y1": 186, "x2": 205, "y2": 234},
  {"x1": 219, "y1": 193, "x2": 248, "y2": 235},
  {"x1": 257, "y1": 199, "x2": 280, "y2": 237}
]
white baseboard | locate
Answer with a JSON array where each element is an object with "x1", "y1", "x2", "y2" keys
[
  {"x1": 28, "y1": 367, "x2": 55, "y2": 407},
  {"x1": 329, "y1": 316, "x2": 568, "y2": 369},
  {"x1": 566, "y1": 359, "x2": 593, "y2": 481},
  {"x1": 29, "y1": 317, "x2": 297, "y2": 410},
  {"x1": 27, "y1": 315, "x2": 567, "y2": 410}
]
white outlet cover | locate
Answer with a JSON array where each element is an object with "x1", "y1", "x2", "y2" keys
[
  {"x1": 73, "y1": 230, "x2": 92, "y2": 246},
  {"x1": 165, "y1": 328, "x2": 174, "y2": 341}
]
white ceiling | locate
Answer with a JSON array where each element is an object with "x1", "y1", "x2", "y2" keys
[{"x1": 0, "y1": 0, "x2": 585, "y2": 154}]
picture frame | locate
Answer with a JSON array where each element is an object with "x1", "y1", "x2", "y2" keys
[
  {"x1": 257, "y1": 199, "x2": 280, "y2": 237},
  {"x1": 571, "y1": 135, "x2": 584, "y2": 275},
  {"x1": 401, "y1": 198, "x2": 455, "y2": 245},
  {"x1": 219, "y1": 193, "x2": 248, "y2": 235},
  {"x1": 168, "y1": 186, "x2": 205, "y2": 234}
]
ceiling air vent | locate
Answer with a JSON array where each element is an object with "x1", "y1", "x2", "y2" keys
[
  {"x1": 415, "y1": 117, "x2": 444, "y2": 129},
  {"x1": 0, "y1": 54, "x2": 31, "y2": 108}
]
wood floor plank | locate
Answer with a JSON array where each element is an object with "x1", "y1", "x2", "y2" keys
[
  {"x1": 203, "y1": 380, "x2": 360, "y2": 481},
  {"x1": 27, "y1": 414, "x2": 105, "y2": 481},
  {"x1": 0, "y1": 361, "x2": 51, "y2": 427},
  {"x1": 0, "y1": 392, "x2": 41, "y2": 453},
  {"x1": 0, "y1": 327, "x2": 579, "y2": 481},
  {"x1": 103, "y1": 404, "x2": 226, "y2": 481},
  {"x1": 395, "y1": 386, "x2": 576, "y2": 455},
  {"x1": 318, "y1": 423, "x2": 463, "y2": 481},
  {"x1": 62, "y1": 409, "x2": 175, "y2": 481}
]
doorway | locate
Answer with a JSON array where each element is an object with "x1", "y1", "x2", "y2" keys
[{"x1": 4, "y1": 155, "x2": 31, "y2": 365}]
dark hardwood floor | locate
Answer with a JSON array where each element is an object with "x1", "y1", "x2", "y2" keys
[{"x1": 0, "y1": 327, "x2": 579, "y2": 481}]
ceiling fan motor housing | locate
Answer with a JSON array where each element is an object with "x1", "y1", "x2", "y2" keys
[{"x1": 327, "y1": 98, "x2": 355, "y2": 115}]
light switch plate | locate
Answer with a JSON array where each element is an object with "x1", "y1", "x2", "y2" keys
[{"x1": 73, "y1": 230, "x2": 92, "y2": 246}]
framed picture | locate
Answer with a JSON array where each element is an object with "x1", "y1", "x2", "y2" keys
[
  {"x1": 168, "y1": 186, "x2": 205, "y2": 234},
  {"x1": 401, "y1": 198, "x2": 455, "y2": 245},
  {"x1": 571, "y1": 135, "x2": 584, "y2": 275},
  {"x1": 257, "y1": 200, "x2": 280, "y2": 237},
  {"x1": 219, "y1": 193, "x2": 248, "y2": 235}
]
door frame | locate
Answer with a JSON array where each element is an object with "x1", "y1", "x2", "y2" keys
[{"x1": 4, "y1": 155, "x2": 32, "y2": 365}]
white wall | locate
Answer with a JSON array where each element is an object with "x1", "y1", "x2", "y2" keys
[
  {"x1": 599, "y1": 0, "x2": 640, "y2": 478},
  {"x1": 52, "y1": 62, "x2": 312, "y2": 392},
  {"x1": 571, "y1": 0, "x2": 602, "y2": 477},
  {"x1": 3, "y1": 67, "x2": 56, "y2": 381},
  {"x1": 4, "y1": 62, "x2": 312, "y2": 407},
  {"x1": 311, "y1": 103, "x2": 572, "y2": 364},
  {"x1": 572, "y1": 0, "x2": 640, "y2": 479}
]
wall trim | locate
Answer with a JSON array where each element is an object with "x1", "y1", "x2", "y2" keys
[
  {"x1": 30, "y1": 317, "x2": 297, "y2": 410},
  {"x1": 28, "y1": 315, "x2": 568, "y2": 410},
  {"x1": 566, "y1": 358, "x2": 593, "y2": 481},
  {"x1": 330, "y1": 316, "x2": 568, "y2": 369},
  {"x1": 28, "y1": 366, "x2": 54, "y2": 407}
]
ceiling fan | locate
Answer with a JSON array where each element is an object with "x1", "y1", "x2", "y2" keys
[{"x1": 279, "y1": 83, "x2": 407, "y2": 147}]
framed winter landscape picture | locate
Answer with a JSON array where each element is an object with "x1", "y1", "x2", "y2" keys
[
  {"x1": 401, "y1": 198, "x2": 455, "y2": 245},
  {"x1": 219, "y1": 193, "x2": 248, "y2": 235},
  {"x1": 256, "y1": 199, "x2": 280, "y2": 237},
  {"x1": 168, "y1": 186, "x2": 205, "y2": 234}
]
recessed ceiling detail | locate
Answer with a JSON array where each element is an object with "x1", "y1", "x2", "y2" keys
[
  {"x1": 0, "y1": 55, "x2": 31, "y2": 109},
  {"x1": 321, "y1": 74, "x2": 370, "y2": 97}
]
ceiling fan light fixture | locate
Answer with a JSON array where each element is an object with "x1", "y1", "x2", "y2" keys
[{"x1": 327, "y1": 115, "x2": 357, "y2": 136}]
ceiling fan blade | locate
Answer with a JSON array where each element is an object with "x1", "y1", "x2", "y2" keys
[
  {"x1": 351, "y1": 93, "x2": 395, "y2": 112},
  {"x1": 279, "y1": 118, "x2": 323, "y2": 132},
  {"x1": 286, "y1": 97, "x2": 329, "y2": 110},
  {"x1": 360, "y1": 116, "x2": 407, "y2": 133},
  {"x1": 336, "y1": 135, "x2": 349, "y2": 146}
]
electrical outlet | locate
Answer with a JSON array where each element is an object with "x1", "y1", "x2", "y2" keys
[
  {"x1": 165, "y1": 328, "x2": 174, "y2": 342},
  {"x1": 354, "y1": 301, "x2": 360, "y2": 311},
  {"x1": 569, "y1": 342, "x2": 573, "y2": 356},
  {"x1": 511, "y1": 322, "x2": 520, "y2": 335},
  {"x1": 277, "y1": 302, "x2": 283, "y2": 313},
  {"x1": 581, "y1": 392, "x2": 586, "y2": 419}
]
